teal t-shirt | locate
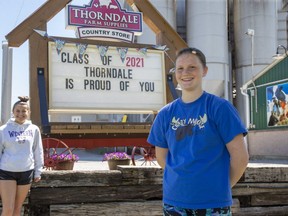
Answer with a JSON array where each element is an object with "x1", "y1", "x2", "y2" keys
[{"x1": 147, "y1": 92, "x2": 247, "y2": 209}]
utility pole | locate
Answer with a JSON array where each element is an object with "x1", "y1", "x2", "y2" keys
[{"x1": 1, "y1": 41, "x2": 13, "y2": 125}]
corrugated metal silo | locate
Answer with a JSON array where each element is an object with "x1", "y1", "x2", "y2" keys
[
  {"x1": 233, "y1": 0, "x2": 277, "y2": 126},
  {"x1": 186, "y1": 0, "x2": 230, "y2": 99}
]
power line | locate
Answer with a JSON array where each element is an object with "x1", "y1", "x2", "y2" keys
[{"x1": 14, "y1": 0, "x2": 25, "y2": 28}]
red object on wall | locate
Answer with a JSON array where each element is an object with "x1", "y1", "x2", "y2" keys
[{"x1": 41, "y1": 135, "x2": 151, "y2": 149}]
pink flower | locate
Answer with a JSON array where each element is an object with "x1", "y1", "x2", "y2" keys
[
  {"x1": 51, "y1": 153, "x2": 79, "y2": 162},
  {"x1": 103, "y1": 152, "x2": 130, "y2": 161}
]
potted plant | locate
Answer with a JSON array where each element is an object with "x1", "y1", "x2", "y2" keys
[
  {"x1": 51, "y1": 153, "x2": 79, "y2": 170},
  {"x1": 103, "y1": 152, "x2": 131, "y2": 170}
]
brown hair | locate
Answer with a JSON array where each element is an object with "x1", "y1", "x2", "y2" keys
[
  {"x1": 12, "y1": 96, "x2": 30, "y2": 111},
  {"x1": 176, "y1": 47, "x2": 207, "y2": 67}
]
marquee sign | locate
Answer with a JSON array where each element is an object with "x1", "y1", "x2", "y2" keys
[
  {"x1": 48, "y1": 42, "x2": 166, "y2": 112},
  {"x1": 66, "y1": 0, "x2": 143, "y2": 42}
]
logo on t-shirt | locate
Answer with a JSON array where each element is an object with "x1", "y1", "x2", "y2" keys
[{"x1": 171, "y1": 114, "x2": 207, "y2": 141}]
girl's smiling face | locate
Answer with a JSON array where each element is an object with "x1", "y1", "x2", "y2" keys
[
  {"x1": 175, "y1": 53, "x2": 208, "y2": 92},
  {"x1": 13, "y1": 104, "x2": 30, "y2": 124}
]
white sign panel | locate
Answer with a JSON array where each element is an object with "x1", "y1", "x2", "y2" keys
[{"x1": 48, "y1": 42, "x2": 166, "y2": 112}]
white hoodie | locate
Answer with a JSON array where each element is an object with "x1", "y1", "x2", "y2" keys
[{"x1": 0, "y1": 118, "x2": 44, "y2": 178}]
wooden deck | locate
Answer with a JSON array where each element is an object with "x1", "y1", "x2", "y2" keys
[{"x1": 48, "y1": 122, "x2": 151, "y2": 134}]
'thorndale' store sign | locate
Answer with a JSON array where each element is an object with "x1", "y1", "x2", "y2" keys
[
  {"x1": 66, "y1": 0, "x2": 143, "y2": 42},
  {"x1": 47, "y1": 0, "x2": 166, "y2": 114}
]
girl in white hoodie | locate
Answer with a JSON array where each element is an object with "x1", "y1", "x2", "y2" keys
[{"x1": 0, "y1": 96, "x2": 44, "y2": 216}]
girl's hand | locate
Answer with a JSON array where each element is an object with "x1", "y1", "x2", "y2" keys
[{"x1": 34, "y1": 177, "x2": 41, "y2": 182}]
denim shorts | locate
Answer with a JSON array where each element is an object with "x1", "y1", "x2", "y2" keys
[
  {"x1": 0, "y1": 169, "x2": 34, "y2": 185},
  {"x1": 163, "y1": 203, "x2": 231, "y2": 216}
]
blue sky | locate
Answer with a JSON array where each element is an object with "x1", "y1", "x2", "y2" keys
[{"x1": 0, "y1": 0, "x2": 87, "y2": 108}]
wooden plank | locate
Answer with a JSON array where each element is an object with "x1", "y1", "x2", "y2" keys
[
  {"x1": 118, "y1": 166, "x2": 163, "y2": 185},
  {"x1": 51, "y1": 125, "x2": 67, "y2": 130},
  {"x1": 66, "y1": 125, "x2": 79, "y2": 129},
  {"x1": 29, "y1": 185, "x2": 162, "y2": 205},
  {"x1": 34, "y1": 168, "x2": 163, "y2": 188},
  {"x1": 79, "y1": 124, "x2": 91, "y2": 129},
  {"x1": 49, "y1": 123, "x2": 151, "y2": 134},
  {"x1": 232, "y1": 182, "x2": 288, "y2": 196},
  {"x1": 49, "y1": 201, "x2": 163, "y2": 216},
  {"x1": 6, "y1": 0, "x2": 72, "y2": 47},
  {"x1": 251, "y1": 193, "x2": 288, "y2": 206},
  {"x1": 33, "y1": 170, "x2": 123, "y2": 188},
  {"x1": 91, "y1": 125, "x2": 102, "y2": 129},
  {"x1": 123, "y1": 125, "x2": 135, "y2": 129},
  {"x1": 29, "y1": 26, "x2": 48, "y2": 126},
  {"x1": 244, "y1": 166, "x2": 288, "y2": 182},
  {"x1": 102, "y1": 125, "x2": 124, "y2": 129},
  {"x1": 50, "y1": 128, "x2": 150, "y2": 134},
  {"x1": 134, "y1": 125, "x2": 145, "y2": 129},
  {"x1": 232, "y1": 206, "x2": 288, "y2": 216}
]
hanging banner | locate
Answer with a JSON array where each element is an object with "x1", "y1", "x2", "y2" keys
[
  {"x1": 266, "y1": 83, "x2": 288, "y2": 126},
  {"x1": 48, "y1": 42, "x2": 166, "y2": 112}
]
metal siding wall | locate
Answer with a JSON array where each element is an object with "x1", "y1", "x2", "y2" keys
[
  {"x1": 253, "y1": 85, "x2": 267, "y2": 129},
  {"x1": 249, "y1": 58, "x2": 288, "y2": 130}
]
